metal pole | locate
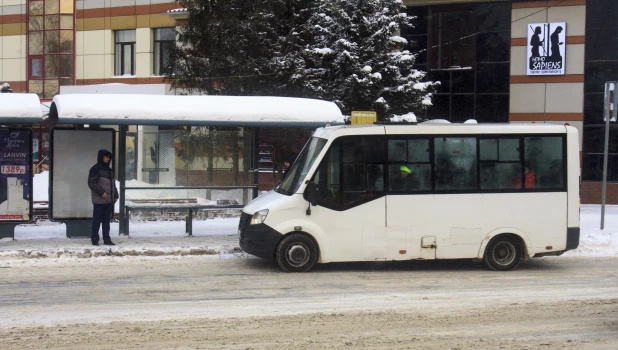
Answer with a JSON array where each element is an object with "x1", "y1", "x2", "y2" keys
[
  {"x1": 601, "y1": 82, "x2": 616, "y2": 229},
  {"x1": 252, "y1": 127, "x2": 260, "y2": 200},
  {"x1": 118, "y1": 125, "x2": 127, "y2": 235}
]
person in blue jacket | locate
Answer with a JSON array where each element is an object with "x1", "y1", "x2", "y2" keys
[{"x1": 88, "y1": 149, "x2": 118, "y2": 246}]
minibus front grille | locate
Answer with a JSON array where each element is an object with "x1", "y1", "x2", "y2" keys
[{"x1": 238, "y1": 212, "x2": 251, "y2": 240}]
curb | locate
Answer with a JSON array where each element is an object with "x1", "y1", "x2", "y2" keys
[{"x1": 0, "y1": 246, "x2": 245, "y2": 260}]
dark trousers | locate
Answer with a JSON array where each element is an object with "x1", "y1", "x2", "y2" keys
[{"x1": 92, "y1": 203, "x2": 114, "y2": 244}]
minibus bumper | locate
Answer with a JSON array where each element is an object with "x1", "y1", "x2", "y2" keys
[
  {"x1": 566, "y1": 227, "x2": 580, "y2": 250},
  {"x1": 239, "y1": 217, "x2": 282, "y2": 259}
]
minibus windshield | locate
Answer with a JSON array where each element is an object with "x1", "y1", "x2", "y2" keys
[{"x1": 276, "y1": 137, "x2": 328, "y2": 195}]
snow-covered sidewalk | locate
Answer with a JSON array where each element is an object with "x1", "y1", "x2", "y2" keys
[
  {"x1": 0, "y1": 205, "x2": 616, "y2": 259},
  {"x1": 0, "y1": 218, "x2": 241, "y2": 259}
]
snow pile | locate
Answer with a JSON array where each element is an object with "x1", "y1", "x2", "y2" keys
[
  {"x1": 0, "y1": 232, "x2": 242, "y2": 260},
  {"x1": 566, "y1": 205, "x2": 618, "y2": 257},
  {"x1": 422, "y1": 119, "x2": 450, "y2": 124},
  {"x1": 390, "y1": 112, "x2": 417, "y2": 123},
  {"x1": 51, "y1": 94, "x2": 344, "y2": 126},
  {"x1": 0, "y1": 93, "x2": 43, "y2": 122}
]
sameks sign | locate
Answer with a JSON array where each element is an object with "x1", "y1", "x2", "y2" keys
[{"x1": 527, "y1": 22, "x2": 566, "y2": 76}]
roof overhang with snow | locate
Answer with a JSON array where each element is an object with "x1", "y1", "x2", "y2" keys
[
  {"x1": 162, "y1": 7, "x2": 188, "y2": 20},
  {"x1": 48, "y1": 94, "x2": 344, "y2": 127},
  {"x1": 0, "y1": 93, "x2": 45, "y2": 124}
]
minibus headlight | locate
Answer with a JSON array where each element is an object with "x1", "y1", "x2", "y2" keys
[{"x1": 250, "y1": 209, "x2": 269, "y2": 225}]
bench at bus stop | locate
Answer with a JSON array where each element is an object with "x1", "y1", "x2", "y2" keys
[{"x1": 123, "y1": 202, "x2": 245, "y2": 236}]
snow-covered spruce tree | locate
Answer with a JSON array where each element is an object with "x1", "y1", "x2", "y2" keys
[
  {"x1": 293, "y1": 0, "x2": 437, "y2": 121},
  {"x1": 167, "y1": 0, "x2": 316, "y2": 96}
]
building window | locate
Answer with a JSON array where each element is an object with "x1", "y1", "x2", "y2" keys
[
  {"x1": 153, "y1": 28, "x2": 175, "y2": 76},
  {"x1": 404, "y1": 3, "x2": 511, "y2": 123},
  {"x1": 27, "y1": 0, "x2": 75, "y2": 99},
  {"x1": 115, "y1": 30, "x2": 136, "y2": 76},
  {"x1": 583, "y1": 0, "x2": 618, "y2": 181}
]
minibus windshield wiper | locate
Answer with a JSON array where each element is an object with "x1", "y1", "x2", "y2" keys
[{"x1": 275, "y1": 186, "x2": 292, "y2": 195}]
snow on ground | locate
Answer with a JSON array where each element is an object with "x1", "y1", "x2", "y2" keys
[
  {"x1": 0, "y1": 205, "x2": 616, "y2": 259},
  {"x1": 0, "y1": 219, "x2": 241, "y2": 260},
  {"x1": 13, "y1": 217, "x2": 238, "y2": 239},
  {"x1": 566, "y1": 205, "x2": 618, "y2": 257}
]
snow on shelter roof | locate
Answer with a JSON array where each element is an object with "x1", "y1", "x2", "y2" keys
[
  {"x1": 48, "y1": 94, "x2": 345, "y2": 127},
  {"x1": 0, "y1": 93, "x2": 44, "y2": 123}
]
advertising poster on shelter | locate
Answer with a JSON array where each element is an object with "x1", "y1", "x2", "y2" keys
[
  {"x1": 0, "y1": 129, "x2": 31, "y2": 221},
  {"x1": 527, "y1": 22, "x2": 566, "y2": 76}
]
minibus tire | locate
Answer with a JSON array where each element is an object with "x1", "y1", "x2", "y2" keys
[
  {"x1": 276, "y1": 234, "x2": 318, "y2": 272},
  {"x1": 483, "y1": 235, "x2": 522, "y2": 271}
]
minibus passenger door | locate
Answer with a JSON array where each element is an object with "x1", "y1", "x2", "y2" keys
[
  {"x1": 420, "y1": 236, "x2": 436, "y2": 259},
  {"x1": 305, "y1": 135, "x2": 387, "y2": 262}
]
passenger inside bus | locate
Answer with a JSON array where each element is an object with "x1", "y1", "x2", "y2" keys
[
  {"x1": 511, "y1": 162, "x2": 536, "y2": 189},
  {"x1": 390, "y1": 165, "x2": 419, "y2": 191},
  {"x1": 540, "y1": 159, "x2": 563, "y2": 188}
]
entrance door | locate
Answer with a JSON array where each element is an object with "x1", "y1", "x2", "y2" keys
[{"x1": 309, "y1": 134, "x2": 387, "y2": 262}]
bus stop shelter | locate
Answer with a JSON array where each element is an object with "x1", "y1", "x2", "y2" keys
[
  {"x1": 46, "y1": 94, "x2": 344, "y2": 237},
  {"x1": 0, "y1": 93, "x2": 45, "y2": 238}
]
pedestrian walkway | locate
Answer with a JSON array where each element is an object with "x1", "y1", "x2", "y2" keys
[{"x1": 0, "y1": 219, "x2": 242, "y2": 259}]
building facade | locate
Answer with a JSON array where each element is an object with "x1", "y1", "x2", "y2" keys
[
  {"x1": 0, "y1": 0, "x2": 180, "y2": 93},
  {"x1": 1, "y1": 0, "x2": 617, "y2": 202}
]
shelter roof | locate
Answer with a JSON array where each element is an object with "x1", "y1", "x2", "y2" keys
[
  {"x1": 48, "y1": 94, "x2": 344, "y2": 127},
  {"x1": 0, "y1": 93, "x2": 45, "y2": 123}
]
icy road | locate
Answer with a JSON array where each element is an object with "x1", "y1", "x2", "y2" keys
[{"x1": 0, "y1": 255, "x2": 616, "y2": 349}]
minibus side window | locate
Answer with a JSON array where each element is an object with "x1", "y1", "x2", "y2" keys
[
  {"x1": 434, "y1": 137, "x2": 477, "y2": 191},
  {"x1": 524, "y1": 136, "x2": 565, "y2": 189},
  {"x1": 387, "y1": 138, "x2": 432, "y2": 193},
  {"x1": 479, "y1": 138, "x2": 521, "y2": 190},
  {"x1": 312, "y1": 136, "x2": 386, "y2": 211}
]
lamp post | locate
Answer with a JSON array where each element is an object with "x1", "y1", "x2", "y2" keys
[{"x1": 601, "y1": 81, "x2": 617, "y2": 229}]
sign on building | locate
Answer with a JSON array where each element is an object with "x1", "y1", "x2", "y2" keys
[
  {"x1": 527, "y1": 22, "x2": 566, "y2": 76},
  {"x1": 0, "y1": 129, "x2": 32, "y2": 221}
]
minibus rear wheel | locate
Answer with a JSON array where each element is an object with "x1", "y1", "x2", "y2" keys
[
  {"x1": 276, "y1": 233, "x2": 318, "y2": 272},
  {"x1": 483, "y1": 235, "x2": 522, "y2": 271}
]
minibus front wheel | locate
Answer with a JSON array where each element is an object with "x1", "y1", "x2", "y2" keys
[
  {"x1": 276, "y1": 233, "x2": 319, "y2": 272},
  {"x1": 483, "y1": 235, "x2": 522, "y2": 271}
]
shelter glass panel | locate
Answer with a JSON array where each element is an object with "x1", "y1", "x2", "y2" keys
[{"x1": 126, "y1": 128, "x2": 254, "y2": 206}]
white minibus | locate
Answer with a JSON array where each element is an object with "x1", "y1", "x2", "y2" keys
[{"x1": 239, "y1": 123, "x2": 580, "y2": 272}]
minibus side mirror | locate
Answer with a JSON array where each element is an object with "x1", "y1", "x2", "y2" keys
[{"x1": 305, "y1": 181, "x2": 318, "y2": 207}]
